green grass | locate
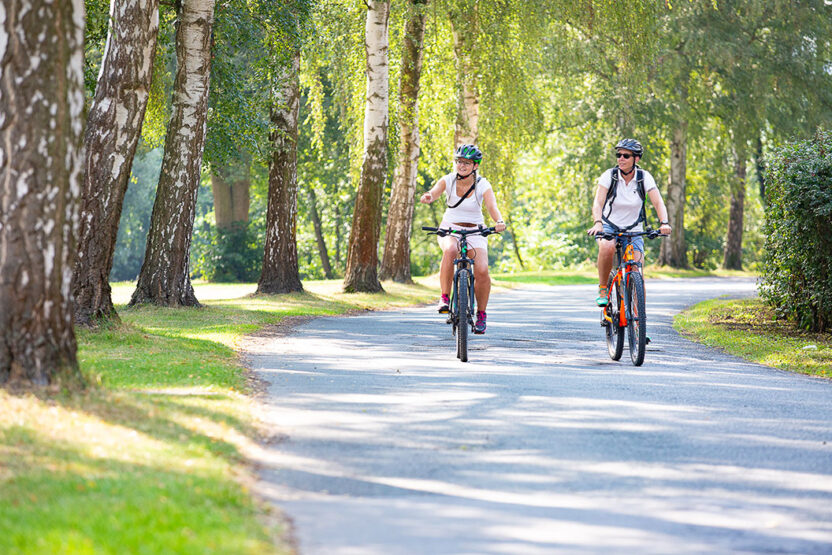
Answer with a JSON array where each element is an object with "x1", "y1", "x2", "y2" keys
[
  {"x1": 492, "y1": 266, "x2": 756, "y2": 287},
  {"x1": 1, "y1": 278, "x2": 438, "y2": 554},
  {"x1": 674, "y1": 297, "x2": 832, "y2": 379},
  {"x1": 492, "y1": 269, "x2": 597, "y2": 285}
]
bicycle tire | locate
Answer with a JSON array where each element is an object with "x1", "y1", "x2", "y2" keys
[
  {"x1": 627, "y1": 271, "x2": 647, "y2": 366},
  {"x1": 605, "y1": 272, "x2": 625, "y2": 361},
  {"x1": 456, "y1": 269, "x2": 470, "y2": 362}
]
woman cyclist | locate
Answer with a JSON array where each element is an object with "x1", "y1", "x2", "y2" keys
[
  {"x1": 420, "y1": 144, "x2": 507, "y2": 334},
  {"x1": 587, "y1": 138, "x2": 672, "y2": 306}
]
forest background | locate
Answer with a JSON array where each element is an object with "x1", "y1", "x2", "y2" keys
[{"x1": 86, "y1": 0, "x2": 831, "y2": 289}]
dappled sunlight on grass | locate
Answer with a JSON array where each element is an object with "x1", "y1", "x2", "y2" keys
[
  {"x1": 675, "y1": 297, "x2": 832, "y2": 378},
  {"x1": 0, "y1": 389, "x2": 278, "y2": 554}
]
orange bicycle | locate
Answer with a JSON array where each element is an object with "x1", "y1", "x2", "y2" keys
[{"x1": 597, "y1": 229, "x2": 665, "y2": 366}]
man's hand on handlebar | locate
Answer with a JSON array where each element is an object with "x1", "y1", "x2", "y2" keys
[{"x1": 587, "y1": 221, "x2": 604, "y2": 236}]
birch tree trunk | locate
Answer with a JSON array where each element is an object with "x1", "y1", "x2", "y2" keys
[
  {"x1": 130, "y1": 0, "x2": 215, "y2": 307},
  {"x1": 343, "y1": 0, "x2": 390, "y2": 293},
  {"x1": 449, "y1": 4, "x2": 479, "y2": 145},
  {"x1": 73, "y1": 0, "x2": 159, "y2": 326},
  {"x1": 658, "y1": 121, "x2": 688, "y2": 267},
  {"x1": 380, "y1": 0, "x2": 428, "y2": 283},
  {"x1": 0, "y1": 0, "x2": 85, "y2": 386},
  {"x1": 307, "y1": 187, "x2": 333, "y2": 279},
  {"x1": 258, "y1": 49, "x2": 303, "y2": 294},
  {"x1": 723, "y1": 143, "x2": 746, "y2": 270}
]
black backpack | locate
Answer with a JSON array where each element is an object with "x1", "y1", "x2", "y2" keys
[{"x1": 602, "y1": 166, "x2": 646, "y2": 232}]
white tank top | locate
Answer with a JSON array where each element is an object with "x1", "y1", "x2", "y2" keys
[{"x1": 440, "y1": 172, "x2": 492, "y2": 225}]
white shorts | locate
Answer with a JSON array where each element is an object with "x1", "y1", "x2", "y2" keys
[{"x1": 438, "y1": 221, "x2": 488, "y2": 252}]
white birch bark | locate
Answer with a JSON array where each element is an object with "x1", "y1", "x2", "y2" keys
[
  {"x1": 344, "y1": 0, "x2": 390, "y2": 292},
  {"x1": 130, "y1": 0, "x2": 215, "y2": 307},
  {"x1": 450, "y1": 9, "x2": 479, "y2": 145},
  {"x1": 0, "y1": 0, "x2": 86, "y2": 385},
  {"x1": 380, "y1": 0, "x2": 428, "y2": 283},
  {"x1": 258, "y1": 49, "x2": 303, "y2": 294},
  {"x1": 73, "y1": 0, "x2": 159, "y2": 326}
]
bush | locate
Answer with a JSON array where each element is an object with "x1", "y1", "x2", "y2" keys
[
  {"x1": 760, "y1": 130, "x2": 832, "y2": 332},
  {"x1": 191, "y1": 221, "x2": 262, "y2": 282}
]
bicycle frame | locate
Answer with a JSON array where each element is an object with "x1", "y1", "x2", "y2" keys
[
  {"x1": 422, "y1": 225, "x2": 495, "y2": 332},
  {"x1": 603, "y1": 241, "x2": 642, "y2": 329},
  {"x1": 449, "y1": 233, "x2": 476, "y2": 329}
]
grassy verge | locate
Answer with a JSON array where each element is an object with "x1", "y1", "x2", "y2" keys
[
  {"x1": 492, "y1": 266, "x2": 755, "y2": 286},
  {"x1": 674, "y1": 297, "x2": 832, "y2": 379},
  {"x1": 1, "y1": 279, "x2": 437, "y2": 554}
]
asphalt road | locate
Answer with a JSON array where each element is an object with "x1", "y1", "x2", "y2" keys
[{"x1": 249, "y1": 277, "x2": 832, "y2": 554}]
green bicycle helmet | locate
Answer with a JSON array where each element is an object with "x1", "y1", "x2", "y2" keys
[{"x1": 454, "y1": 144, "x2": 483, "y2": 163}]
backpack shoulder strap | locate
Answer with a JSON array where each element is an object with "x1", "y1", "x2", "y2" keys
[{"x1": 636, "y1": 168, "x2": 645, "y2": 201}]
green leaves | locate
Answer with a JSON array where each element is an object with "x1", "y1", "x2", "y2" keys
[{"x1": 761, "y1": 130, "x2": 832, "y2": 332}]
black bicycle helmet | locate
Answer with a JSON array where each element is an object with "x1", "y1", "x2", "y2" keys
[
  {"x1": 454, "y1": 144, "x2": 483, "y2": 163},
  {"x1": 615, "y1": 138, "x2": 643, "y2": 158}
]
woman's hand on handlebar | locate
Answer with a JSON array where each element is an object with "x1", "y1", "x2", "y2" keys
[
  {"x1": 587, "y1": 221, "x2": 604, "y2": 236},
  {"x1": 495, "y1": 221, "x2": 507, "y2": 233}
]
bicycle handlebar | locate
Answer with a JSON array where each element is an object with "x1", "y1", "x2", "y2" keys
[
  {"x1": 593, "y1": 229, "x2": 668, "y2": 241},
  {"x1": 422, "y1": 226, "x2": 498, "y2": 238}
]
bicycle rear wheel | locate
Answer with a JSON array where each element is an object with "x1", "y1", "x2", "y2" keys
[
  {"x1": 456, "y1": 270, "x2": 470, "y2": 362},
  {"x1": 605, "y1": 273, "x2": 625, "y2": 361},
  {"x1": 627, "y1": 271, "x2": 647, "y2": 366}
]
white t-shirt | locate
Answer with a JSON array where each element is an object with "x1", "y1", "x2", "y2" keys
[
  {"x1": 440, "y1": 173, "x2": 492, "y2": 225},
  {"x1": 597, "y1": 167, "x2": 657, "y2": 231}
]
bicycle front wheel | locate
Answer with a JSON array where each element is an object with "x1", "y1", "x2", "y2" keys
[
  {"x1": 627, "y1": 271, "x2": 647, "y2": 366},
  {"x1": 456, "y1": 269, "x2": 470, "y2": 362},
  {"x1": 605, "y1": 273, "x2": 625, "y2": 361}
]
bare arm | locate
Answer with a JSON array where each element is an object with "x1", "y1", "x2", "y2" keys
[
  {"x1": 419, "y1": 178, "x2": 446, "y2": 204},
  {"x1": 647, "y1": 188, "x2": 672, "y2": 234},
  {"x1": 482, "y1": 189, "x2": 506, "y2": 232},
  {"x1": 587, "y1": 185, "x2": 608, "y2": 235}
]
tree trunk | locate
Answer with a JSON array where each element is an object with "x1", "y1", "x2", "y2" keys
[
  {"x1": 258, "y1": 49, "x2": 303, "y2": 294},
  {"x1": 307, "y1": 187, "x2": 333, "y2": 279},
  {"x1": 449, "y1": 5, "x2": 479, "y2": 145},
  {"x1": 130, "y1": 0, "x2": 215, "y2": 307},
  {"x1": 755, "y1": 135, "x2": 765, "y2": 203},
  {"x1": 380, "y1": 0, "x2": 428, "y2": 284},
  {"x1": 343, "y1": 0, "x2": 390, "y2": 293},
  {"x1": 211, "y1": 159, "x2": 250, "y2": 230},
  {"x1": 73, "y1": 0, "x2": 160, "y2": 327},
  {"x1": 335, "y1": 203, "x2": 342, "y2": 269},
  {"x1": 723, "y1": 144, "x2": 746, "y2": 270},
  {"x1": 0, "y1": 0, "x2": 85, "y2": 386},
  {"x1": 658, "y1": 121, "x2": 688, "y2": 268}
]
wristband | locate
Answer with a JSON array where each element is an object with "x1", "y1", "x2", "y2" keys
[
  {"x1": 660, "y1": 220, "x2": 669, "y2": 225},
  {"x1": 594, "y1": 219, "x2": 602, "y2": 224},
  {"x1": 496, "y1": 219, "x2": 505, "y2": 224}
]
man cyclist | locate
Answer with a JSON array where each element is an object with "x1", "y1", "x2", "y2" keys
[
  {"x1": 420, "y1": 144, "x2": 507, "y2": 334},
  {"x1": 587, "y1": 138, "x2": 672, "y2": 306}
]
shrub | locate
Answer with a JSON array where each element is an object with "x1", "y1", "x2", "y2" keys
[
  {"x1": 760, "y1": 130, "x2": 832, "y2": 332},
  {"x1": 191, "y1": 221, "x2": 262, "y2": 282}
]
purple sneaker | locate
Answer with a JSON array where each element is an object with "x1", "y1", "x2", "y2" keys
[
  {"x1": 474, "y1": 311, "x2": 487, "y2": 334},
  {"x1": 437, "y1": 294, "x2": 450, "y2": 314}
]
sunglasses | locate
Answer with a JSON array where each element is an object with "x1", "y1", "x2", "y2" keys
[{"x1": 616, "y1": 152, "x2": 634, "y2": 159}]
